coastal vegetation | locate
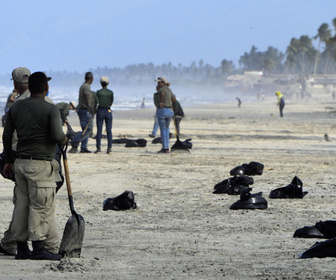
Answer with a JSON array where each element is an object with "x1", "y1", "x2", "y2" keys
[{"x1": 1, "y1": 18, "x2": 336, "y2": 87}]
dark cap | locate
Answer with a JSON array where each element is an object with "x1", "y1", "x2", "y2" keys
[{"x1": 28, "y1": 72, "x2": 49, "y2": 94}]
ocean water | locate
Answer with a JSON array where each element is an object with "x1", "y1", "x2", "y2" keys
[{"x1": 0, "y1": 83, "x2": 246, "y2": 114}]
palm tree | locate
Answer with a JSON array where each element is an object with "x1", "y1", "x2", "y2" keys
[
  {"x1": 313, "y1": 23, "x2": 331, "y2": 74},
  {"x1": 221, "y1": 59, "x2": 235, "y2": 77},
  {"x1": 322, "y1": 18, "x2": 336, "y2": 74},
  {"x1": 286, "y1": 36, "x2": 316, "y2": 75}
]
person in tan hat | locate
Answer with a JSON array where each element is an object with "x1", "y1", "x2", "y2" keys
[
  {"x1": 94, "y1": 76, "x2": 114, "y2": 154},
  {"x1": 154, "y1": 76, "x2": 174, "y2": 153},
  {"x1": 0, "y1": 67, "x2": 31, "y2": 257},
  {"x1": 11, "y1": 67, "x2": 31, "y2": 84}
]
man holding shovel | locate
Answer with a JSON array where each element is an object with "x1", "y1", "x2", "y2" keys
[
  {"x1": 69, "y1": 72, "x2": 95, "y2": 153},
  {"x1": 3, "y1": 72, "x2": 67, "y2": 260}
]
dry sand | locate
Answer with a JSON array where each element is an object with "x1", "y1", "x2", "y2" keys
[{"x1": 1, "y1": 98, "x2": 336, "y2": 279}]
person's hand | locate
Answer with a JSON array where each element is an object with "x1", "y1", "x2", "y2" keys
[{"x1": 3, "y1": 163, "x2": 14, "y2": 179}]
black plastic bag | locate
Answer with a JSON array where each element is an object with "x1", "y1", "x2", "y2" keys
[
  {"x1": 230, "y1": 189, "x2": 268, "y2": 210},
  {"x1": 230, "y1": 161, "x2": 264, "y2": 176},
  {"x1": 299, "y1": 238, "x2": 336, "y2": 258},
  {"x1": 213, "y1": 175, "x2": 254, "y2": 195},
  {"x1": 171, "y1": 136, "x2": 192, "y2": 151},
  {"x1": 103, "y1": 191, "x2": 137, "y2": 211},
  {"x1": 294, "y1": 220, "x2": 336, "y2": 239},
  {"x1": 269, "y1": 176, "x2": 308, "y2": 198}
]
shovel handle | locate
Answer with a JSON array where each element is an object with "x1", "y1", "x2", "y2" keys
[
  {"x1": 63, "y1": 156, "x2": 73, "y2": 197},
  {"x1": 82, "y1": 115, "x2": 94, "y2": 136},
  {"x1": 59, "y1": 144, "x2": 75, "y2": 213}
]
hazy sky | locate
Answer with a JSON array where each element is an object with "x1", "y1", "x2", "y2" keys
[{"x1": 1, "y1": 0, "x2": 335, "y2": 76}]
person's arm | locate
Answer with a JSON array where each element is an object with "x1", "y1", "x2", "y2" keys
[
  {"x1": 172, "y1": 101, "x2": 177, "y2": 115},
  {"x1": 91, "y1": 91, "x2": 97, "y2": 114},
  {"x1": 9, "y1": 93, "x2": 16, "y2": 102},
  {"x1": 50, "y1": 106, "x2": 67, "y2": 145},
  {"x1": 159, "y1": 90, "x2": 165, "y2": 108},
  {"x1": 178, "y1": 101, "x2": 184, "y2": 117},
  {"x1": 153, "y1": 93, "x2": 159, "y2": 108},
  {"x1": 83, "y1": 84, "x2": 91, "y2": 109},
  {"x1": 2, "y1": 110, "x2": 15, "y2": 178}
]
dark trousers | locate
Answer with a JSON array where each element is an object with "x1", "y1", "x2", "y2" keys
[
  {"x1": 73, "y1": 109, "x2": 93, "y2": 150},
  {"x1": 279, "y1": 99, "x2": 285, "y2": 118},
  {"x1": 174, "y1": 118, "x2": 182, "y2": 135},
  {"x1": 96, "y1": 108, "x2": 113, "y2": 150}
]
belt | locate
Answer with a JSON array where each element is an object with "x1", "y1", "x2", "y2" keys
[
  {"x1": 159, "y1": 106, "x2": 171, "y2": 109},
  {"x1": 16, "y1": 155, "x2": 51, "y2": 161},
  {"x1": 98, "y1": 107, "x2": 110, "y2": 109}
]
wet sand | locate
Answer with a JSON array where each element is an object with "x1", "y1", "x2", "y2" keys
[{"x1": 1, "y1": 99, "x2": 336, "y2": 279}]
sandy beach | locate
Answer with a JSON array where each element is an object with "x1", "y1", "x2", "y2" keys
[{"x1": 1, "y1": 98, "x2": 336, "y2": 279}]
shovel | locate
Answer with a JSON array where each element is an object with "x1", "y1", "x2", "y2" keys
[
  {"x1": 76, "y1": 115, "x2": 94, "y2": 143},
  {"x1": 59, "y1": 144, "x2": 85, "y2": 257}
]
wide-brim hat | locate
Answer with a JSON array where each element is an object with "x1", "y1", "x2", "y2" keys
[
  {"x1": 70, "y1": 101, "x2": 77, "y2": 108},
  {"x1": 155, "y1": 76, "x2": 168, "y2": 84},
  {"x1": 100, "y1": 76, "x2": 109, "y2": 84}
]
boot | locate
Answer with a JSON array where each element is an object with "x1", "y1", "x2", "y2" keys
[
  {"x1": 68, "y1": 147, "x2": 78, "y2": 153},
  {"x1": 0, "y1": 244, "x2": 16, "y2": 256},
  {"x1": 69, "y1": 140, "x2": 79, "y2": 153},
  {"x1": 31, "y1": 241, "x2": 62, "y2": 261},
  {"x1": 15, "y1": 241, "x2": 32, "y2": 260},
  {"x1": 107, "y1": 148, "x2": 112, "y2": 154}
]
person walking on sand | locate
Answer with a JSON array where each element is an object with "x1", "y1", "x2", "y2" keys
[
  {"x1": 141, "y1": 98, "x2": 145, "y2": 109},
  {"x1": 155, "y1": 77, "x2": 174, "y2": 153},
  {"x1": 236, "y1": 97, "x2": 242, "y2": 108},
  {"x1": 172, "y1": 95, "x2": 184, "y2": 136},
  {"x1": 0, "y1": 67, "x2": 32, "y2": 257},
  {"x1": 69, "y1": 72, "x2": 94, "y2": 153},
  {"x1": 94, "y1": 77, "x2": 114, "y2": 154},
  {"x1": 275, "y1": 91, "x2": 285, "y2": 118},
  {"x1": 3, "y1": 72, "x2": 67, "y2": 260}
]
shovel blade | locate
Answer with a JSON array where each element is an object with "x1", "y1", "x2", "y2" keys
[{"x1": 59, "y1": 214, "x2": 85, "y2": 258}]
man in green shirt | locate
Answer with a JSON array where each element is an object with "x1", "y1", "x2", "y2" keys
[
  {"x1": 3, "y1": 72, "x2": 67, "y2": 260},
  {"x1": 69, "y1": 72, "x2": 94, "y2": 153},
  {"x1": 94, "y1": 76, "x2": 114, "y2": 154}
]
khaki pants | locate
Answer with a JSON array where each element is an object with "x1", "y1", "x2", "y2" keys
[{"x1": 11, "y1": 159, "x2": 58, "y2": 252}]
